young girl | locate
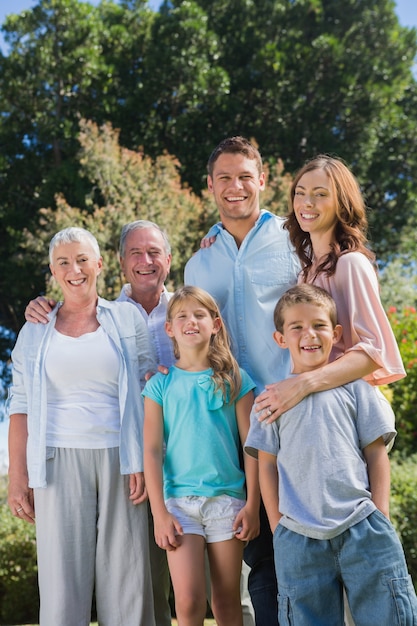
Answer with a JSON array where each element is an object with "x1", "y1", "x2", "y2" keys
[
  {"x1": 143, "y1": 285, "x2": 259, "y2": 626},
  {"x1": 256, "y1": 154, "x2": 405, "y2": 419}
]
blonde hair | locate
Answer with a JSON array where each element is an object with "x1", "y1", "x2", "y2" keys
[
  {"x1": 285, "y1": 155, "x2": 375, "y2": 280},
  {"x1": 167, "y1": 286, "x2": 242, "y2": 403}
]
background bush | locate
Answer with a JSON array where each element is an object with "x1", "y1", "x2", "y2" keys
[
  {"x1": 390, "y1": 452, "x2": 417, "y2": 589},
  {"x1": 0, "y1": 476, "x2": 39, "y2": 624},
  {"x1": 388, "y1": 306, "x2": 417, "y2": 455}
]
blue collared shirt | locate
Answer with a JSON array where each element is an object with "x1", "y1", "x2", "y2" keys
[
  {"x1": 8, "y1": 297, "x2": 156, "y2": 488},
  {"x1": 185, "y1": 211, "x2": 301, "y2": 394}
]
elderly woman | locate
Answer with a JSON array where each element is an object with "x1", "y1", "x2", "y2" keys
[{"x1": 7, "y1": 227, "x2": 156, "y2": 626}]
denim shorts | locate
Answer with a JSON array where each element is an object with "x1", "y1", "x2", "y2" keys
[
  {"x1": 273, "y1": 509, "x2": 417, "y2": 626},
  {"x1": 165, "y1": 494, "x2": 245, "y2": 543}
]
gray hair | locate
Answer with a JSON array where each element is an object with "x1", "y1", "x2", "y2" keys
[
  {"x1": 119, "y1": 220, "x2": 171, "y2": 258},
  {"x1": 49, "y1": 227, "x2": 101, "y2": 264}
]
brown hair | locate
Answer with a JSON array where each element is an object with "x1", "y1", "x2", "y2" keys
[
  {"x1": 274, "y1": 284, "x2": 338, "y2": 333},
  {"x1": 167, "y1": 286, "x2": 242, "y2": 403},
  {"x1": 207, "y1": 136, "x2": 263, "y2": 177},
  {"x1": 285, "y1": 155, "x2": 375, "y2": 281}
]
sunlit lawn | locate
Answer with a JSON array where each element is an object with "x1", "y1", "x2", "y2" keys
[{"x1": 15, "y1": 616, "x2": 218, "y2": 625}]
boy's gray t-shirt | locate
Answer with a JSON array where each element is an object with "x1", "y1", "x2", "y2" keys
[{"x1": 245, "y1": 379, "x2": 396, "y2": 540}]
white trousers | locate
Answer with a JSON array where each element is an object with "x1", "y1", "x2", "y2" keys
[{"x1": 34, "y1": 447, "x2": 155, "y2": 626}]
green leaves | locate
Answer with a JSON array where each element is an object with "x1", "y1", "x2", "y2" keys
[
  {"x1": 388, "y1": 306, "x2": 417, "y2": 455},
  {"x1": 0, "y1": 0, "x2": 417, "y2": 367}
]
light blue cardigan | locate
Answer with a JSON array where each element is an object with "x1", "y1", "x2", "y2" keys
[{"x1": 8, "y1": 297, "x2": 156, "y2": 488}]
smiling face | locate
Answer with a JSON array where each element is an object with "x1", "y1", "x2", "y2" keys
[
  {"x1": 165, "y1": 297, "x2": 221, "y2": 354},
  {"x1": 50, "y1": 240, "x2": 102, "y2": 302},
  {"x1": 120, "y1": 226, "x2": 172, "y2": 302},
  {"x1": 274, "y1": 301, "x2": 342, "y2": 374},
  {"x1": 207, "y1": 152, "x2": 265, "y2": 232},
  {"x1": 293, "y1": 168, "x2": 338, "y2": 240}
]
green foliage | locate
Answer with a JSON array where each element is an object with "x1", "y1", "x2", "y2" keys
[
  {"x1": 390, "y1": 453, "x2": 417, "y2": 588},
  {"x1": 148, "y1": 0, "x2": 417, "y2": 250},
  {"x1": 0, "y1": 495, "x2": 39, "y2": 624},
  {"x1": 22, "y1": 119, "x2": 208, "y2": 298},
  {"x1": 22, "y1": 119, "x2": 294, "y2": 302},
  {"x1": 0, "y1": 0, "x2": 156, "y2": 332},
  {"x1": 379, "y1": 257, "x2": 417, "y2": 311},
  {"x1": 1, "y1": 0, "x2": 417, "y2": 380},
  {"x1": 388, "y1": 306, "x2": 417, "y2": 455}
]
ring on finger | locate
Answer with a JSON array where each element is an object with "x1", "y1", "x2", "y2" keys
[
  {"x1": 16, "y1": 507, "x2": 23, "y2": 514},
  {"x1": 266, "y1": 408, "x2": 272, "y2": 417}
]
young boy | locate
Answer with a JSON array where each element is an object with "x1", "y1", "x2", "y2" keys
[{"x1": 245, "y1": 283, "x2": 417, "y2": 626}]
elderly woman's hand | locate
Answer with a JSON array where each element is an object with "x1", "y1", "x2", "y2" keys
[
  {"x1": 129, "y1": 472, "x2": 148, "y2": 505},
  {"x1": 8, "y1": 475, "x2": 35, "y2": 524}
]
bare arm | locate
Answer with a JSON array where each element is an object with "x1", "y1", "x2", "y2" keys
[
  {"x1": 8, "y1": 414, "x2": 35, "y2": 523},
  {"x1": 143, "y1": 397, "x2": 183, "y2": 550},
  {"x1": 258, "y1": 450, "x2": 281, "y2": 533},
  {"x1": 235, "y1": 391, "x2": 260, "y2": 542},
  {"x1": 363, "y1": 436, "x2": 390, "y2": 519},
  {"x1": 256, "y1": 350, "x2": 377, "y2": 422},
  {"x1": 25, "y1": 296, "x2": 56, "y2": 324}
]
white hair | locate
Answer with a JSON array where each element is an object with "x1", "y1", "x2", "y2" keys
[{"x1": 49, "y1": 227, "x2": 101, "y2": 264}]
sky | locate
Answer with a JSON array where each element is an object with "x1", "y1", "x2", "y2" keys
[
  {"x1": 0, "y1": 0, "x2": 162, "y2": 52},
  {"x1": 0, "y1": 0, "x2": 416, "y2": 51},
  {"x1": 0, "y1": 0, "x2": 416, "y2": 467}
]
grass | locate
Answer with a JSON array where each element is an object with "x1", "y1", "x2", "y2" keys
[
  {"x1": 172, "y1": 622, "x2": 216, "y2": 625},
  {"x1": 17, "y1": 619, "x2": 216, "y2": 626}
]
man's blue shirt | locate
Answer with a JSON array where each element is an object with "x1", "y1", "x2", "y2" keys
[{"x1": 185, "y1": 211, "x2": 301, "y2": 394}]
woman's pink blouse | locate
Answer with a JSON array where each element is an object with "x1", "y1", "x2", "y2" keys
[{"x1": 306, "y1": 252, "x2": 406, "y2": 385}]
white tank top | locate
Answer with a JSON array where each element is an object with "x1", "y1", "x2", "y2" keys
[{"x1": 45, "y1": 326, "x2": 121, "y2": 449}]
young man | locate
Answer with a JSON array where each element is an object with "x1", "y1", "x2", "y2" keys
[
  {"x1": 245, "y1": 284, "x2": 417, "y2": 625},
  {"x1": 185, "y1": 136, "x2": 301, "y2": 625}
]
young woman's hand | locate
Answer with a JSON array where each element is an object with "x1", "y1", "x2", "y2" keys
[{"x1": 255, "y1": 375, "x2": 310, "y2": 422}]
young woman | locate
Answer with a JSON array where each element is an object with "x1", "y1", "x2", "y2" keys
[
  {"x1": 256, "y1": 155, "x2": 405, "y2": 420},
  {"x1": 143, "y1": 285, "x2": 260, "y2": 626}
]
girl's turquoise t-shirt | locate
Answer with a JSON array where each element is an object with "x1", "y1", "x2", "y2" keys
[{"x1": 142, "y1": 366, "x2": 255, "y2": 500}]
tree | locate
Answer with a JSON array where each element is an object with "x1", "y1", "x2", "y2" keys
[
  {"x1": 135, "y1": 0, "x2": 417, "y2": 260},
  {"x1": 130, "y1": 0, "x2": 231, "y2": 189},
  {"x1": 1, "y1": 0, "x2": 417, "y2": 386},
  {"x1": 22, "y1": 119, "x2": 207, "y2": 299},
  {"x1": 0, "y1": 0, "x2": 155, "y2": 331}
]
